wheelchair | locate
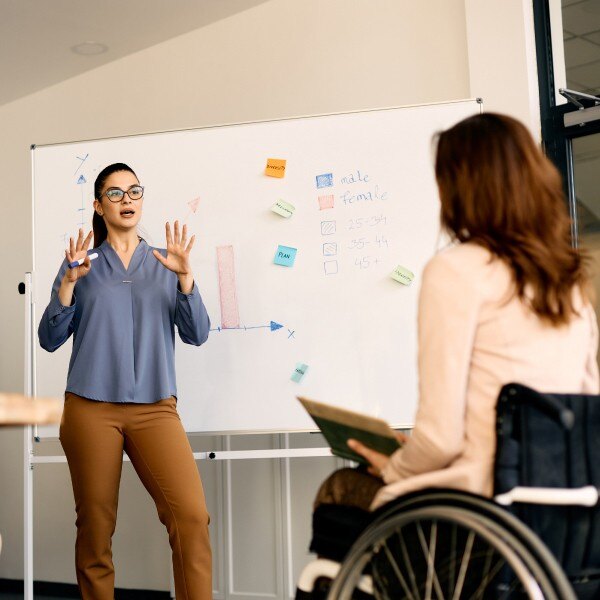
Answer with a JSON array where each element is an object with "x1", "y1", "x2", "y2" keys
[{"x1": 297, "y1": 383, "x2": 600, "y2": 599}]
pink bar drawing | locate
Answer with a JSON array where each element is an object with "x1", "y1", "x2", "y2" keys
[{"x1": 216, "y1": 245, "x2": 241, "y2": 329}]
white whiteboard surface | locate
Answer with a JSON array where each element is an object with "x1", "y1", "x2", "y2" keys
[{"x1": 32, "y1": 100, "x2": 480, "y2": 437}]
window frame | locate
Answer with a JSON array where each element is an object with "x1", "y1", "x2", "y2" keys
[{"x1": 533, "y1": 0, "x2": 600, "y2": 247}]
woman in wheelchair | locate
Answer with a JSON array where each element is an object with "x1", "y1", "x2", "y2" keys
[{"x1": 304, "y1": 113, "x2": 600, "y2": 599}]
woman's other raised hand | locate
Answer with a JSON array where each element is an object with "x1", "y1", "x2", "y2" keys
[{"x1": 153, "y1": 221, "x2": 196, "y2": 294}]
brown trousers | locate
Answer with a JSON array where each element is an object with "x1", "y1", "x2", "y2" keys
[{"x1": 59, "y1": 392, "x2": 212, "y2": 600}]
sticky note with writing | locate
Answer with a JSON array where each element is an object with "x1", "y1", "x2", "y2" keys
[
  {"x1": 391, "y1": 265, "x2": 414, "y2": 285},
  {"x1": 265, "y1": 158, "x2": 287, "y2": 178},
  {"x1": 274, "y1": 245, "x2": 297, "y2": 267},
  {"x1": 271, "y1": 199, "x2": 295, "y2": 218},
  {"x1": 291, "y1": 363, "x2": 309, "y2": 383}
]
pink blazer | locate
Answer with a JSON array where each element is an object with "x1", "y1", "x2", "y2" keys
[{"x1": 372, "y1": 242, "x2": 599, "y2": 510}]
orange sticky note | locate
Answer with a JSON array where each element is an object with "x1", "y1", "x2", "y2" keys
[{"x1": 265, "y1": 158, "x2": 286, "y2": 178}]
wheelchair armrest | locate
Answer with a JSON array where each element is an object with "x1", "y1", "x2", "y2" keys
[{"x1": 494, "y1": 485, "x2": 599, "y2": 507}]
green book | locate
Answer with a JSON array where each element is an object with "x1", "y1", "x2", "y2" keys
[{"x1": 298, "y1": 396, "x2": 401, "y2": 464}]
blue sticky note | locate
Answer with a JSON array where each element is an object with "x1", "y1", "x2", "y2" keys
[
  {"x1": 274, "y1": 245, "x2": 297, "y2": 267},
  {"x1": 291, "y1": 363, "x2": 308, "y2": 383}
]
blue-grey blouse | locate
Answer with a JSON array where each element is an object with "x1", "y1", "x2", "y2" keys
[{"x1": 38, "y1": 239, "x2": 211, "y2": 404}]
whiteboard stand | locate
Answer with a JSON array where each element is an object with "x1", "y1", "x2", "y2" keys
[
  {"x1": 24, "y1": 99, "x2": 481, "y2": 595},
  {"x1": 23, "y1": 272, "x2": 34, "y2": 600}
]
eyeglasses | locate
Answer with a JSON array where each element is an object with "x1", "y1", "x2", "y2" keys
[{"x1": 102, "y1": 185, "x2": 144, "y2": 203}]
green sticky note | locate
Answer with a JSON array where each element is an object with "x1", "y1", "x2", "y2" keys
[
  {"x1": 291, "y1": 363, "x2": 308, "y2": 383},
  {"x1": 271, "y1": 199, "x2": 295, "y2": 218},
  {"x1": 391, "y1": 265, "x2": 414, "y2": 285}
]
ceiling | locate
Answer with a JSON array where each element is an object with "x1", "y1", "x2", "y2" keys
[
  {"x1": 0, "y1": 0, "x2": 268, "y2": 106},
  {"x1": 563, "y1": 0, "x2": 600, "y2": 96},
  {"x1": 2, "y1": 1, "x2": 599, "y2": 109}
]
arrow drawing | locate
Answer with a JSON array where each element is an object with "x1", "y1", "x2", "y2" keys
[
  {"x1": 74, "y1": 153, "x2": 89, "y2": 176},
  {"x1": 211, "y1": 321, "x2": 285, "y2": 333},
  {"x1": 76, "y1": 174, "x2": 87, "y2": 227}
]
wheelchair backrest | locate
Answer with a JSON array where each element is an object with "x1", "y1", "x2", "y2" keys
[{"x1": 494, "y1": 383, "x2": 600, "y2": 578}]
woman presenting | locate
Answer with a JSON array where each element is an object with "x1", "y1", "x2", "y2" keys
[{"x1": 39, "y1": 163, "x2": 212, "y2": 600}]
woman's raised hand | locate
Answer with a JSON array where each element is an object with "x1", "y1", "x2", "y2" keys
[
  {"x1": 64, "y1": 229, "x2": 93, "y2": 283},
  {"x1": 153, "y1": 221, "x2": 195, "y2": 276}
]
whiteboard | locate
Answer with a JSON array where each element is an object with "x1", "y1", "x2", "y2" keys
[{"x1": 32, "y1": 99, "x2": 481, "y2": 437}]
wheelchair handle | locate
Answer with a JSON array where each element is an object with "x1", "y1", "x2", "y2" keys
[{"x1": 495, "y1": 485, "x2": 599, "y2": 507}]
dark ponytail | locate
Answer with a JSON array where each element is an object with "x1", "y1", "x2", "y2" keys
[
  {"x1": 93, "y1": 162, "x2": 138, "y2": 248},
  {"x1": 92, "y1": 211, "x2": 108, "y2": 249}
]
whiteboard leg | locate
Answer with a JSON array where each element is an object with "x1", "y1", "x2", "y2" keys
[
  {"x1": 24, "y1": 427, "x2": 34, "y2": 600},
  {"x1": 224, "y1": 435, "x2": 233, "y2": 596},
  {"x1": 24, "y1": 272, "x2": 35, "y2": 600},
  {"x1": 280, "y1": 433, "x2": 294, "y2": 599}
]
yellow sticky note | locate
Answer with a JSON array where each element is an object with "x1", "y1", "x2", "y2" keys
[{"x1": 265, "y1": 158, "x2": 287, "y2": 178}]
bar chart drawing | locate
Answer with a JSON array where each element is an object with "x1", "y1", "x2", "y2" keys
[
  {"x1": 216, "y1": 245, "x2": 241, "y2": 328},
  {"x1": 214, "y1": 245, "x2": 287, "y2": 335}
]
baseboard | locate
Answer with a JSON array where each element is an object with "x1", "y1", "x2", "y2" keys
[{"x1": 0, "y1": 578, "x2": 171, "y2": 599}]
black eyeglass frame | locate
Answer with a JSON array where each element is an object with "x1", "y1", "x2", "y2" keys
[{"x1": 102, "y1": 185, "x2": 145, "y2": 203}]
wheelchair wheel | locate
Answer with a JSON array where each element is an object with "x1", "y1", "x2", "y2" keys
[
  {"x1": 328, "y1": 504, "x2": 575, "y2": 600},
  {"x1": 365, "y1": 490, "x2": 576, "y2": 598}
]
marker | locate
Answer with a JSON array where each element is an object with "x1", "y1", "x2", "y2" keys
[{"x1": 68, "y1": 252, "x2": 98, "y2": 269}]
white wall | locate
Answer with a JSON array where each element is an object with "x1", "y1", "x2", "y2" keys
[
  {"x1": 0, "y1": 0, "x2": 540, "y2": 595},
  {"x1": 465, "y1": 0, "x2": 541, "y2": 134}
]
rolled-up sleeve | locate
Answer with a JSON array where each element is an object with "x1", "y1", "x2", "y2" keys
[
  {"x1": 175, "y1": 282, "x2": 211, "y2": 346},
  {"x1": 38, "y1": 261, "x2": 77, "y2": 352}
]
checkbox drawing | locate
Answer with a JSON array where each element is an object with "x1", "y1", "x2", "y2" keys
[
  {"x1": 316, "y1": 173, "x2": 334, "y2": 189},
  {"x1": 322, "y1": 242, "x2": 337, "y2": 256},
  {"x1": 321, "y1": 220, "x2": 336, "y2": 236},
  {"x1": 324, "y1": 260, "x2": 339, "y2": 275},
  {"x1": 318, "y1": 194, "x2": 335, "y2": 210}
]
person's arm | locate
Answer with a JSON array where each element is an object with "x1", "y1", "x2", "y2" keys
[
  {"x1": 38, "y1": 261, "x2": 77, "y2": 352},
  {"x1": 153, "y1": 221, "x2": 210, "y2": 346},
  {"x1": 38, "y1": 230, "x2": 93, "y2": 352},
  {"x1": 381, "y1": 253, "x2": 481, "y2": 484},
  {"x1": 175, "y1": 280, "x2": 211, "y2": 346},
  {"x1": 582, "y1": 303, "x2": 599, "y2": 394}
]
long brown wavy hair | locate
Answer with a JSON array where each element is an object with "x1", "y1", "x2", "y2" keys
[{"x1": 434, "y1": 112, "x2": 590, "y2": 326}]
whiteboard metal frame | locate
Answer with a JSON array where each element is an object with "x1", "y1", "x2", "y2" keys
[
  {"x1": 30, "y1": 98, "x2": 483, "y2": 150},
  {"x1": 25, "y1": 98, "x2": 482, "y2": 597}
]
